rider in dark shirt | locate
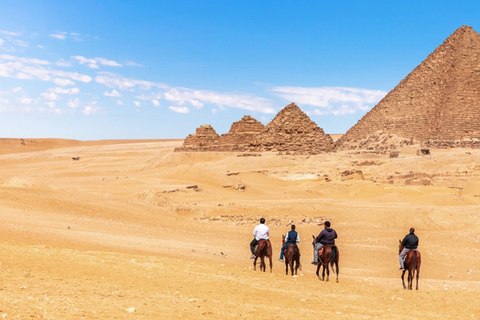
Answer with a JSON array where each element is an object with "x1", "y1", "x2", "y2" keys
[
  {"x1": 278, "y1": 225, "x2": 299, "y2": 262},
  {"x1": 312, "y1": 221, "x2": 337, "y2": 265},
  {"x1": 399, "y1": 227, "x2": 419, "y2": 270}
]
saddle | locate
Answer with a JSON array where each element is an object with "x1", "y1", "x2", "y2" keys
[
  {"x1": 282, "y1": 243, "x2": 297, "y2": 255},
  {"x1": 255, "y1": 239, "x2": 270, "y2": 254}
]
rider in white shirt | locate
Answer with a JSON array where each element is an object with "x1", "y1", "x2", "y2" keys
[{"x1": 250, "y1": 218, "x2": 269, "y2": 259}]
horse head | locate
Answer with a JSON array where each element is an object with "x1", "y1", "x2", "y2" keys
[
  {"x1": 398, "y1": 240, "x2": 404, "y2": 254},
  {"x1": 281, "y1": 234, "x2": 285, "y2": 246}
]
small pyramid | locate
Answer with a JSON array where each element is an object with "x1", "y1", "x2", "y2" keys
[
  {"x1": 217, "y1": 116, "x2": 264, "y2": 151},
  {"x1": 252, "y1": 103, "x2": 335, "y2": 153},
  {"x1": 338, "y1": 25, "x2": 480, "y2": 150},
  {"x1": 174, "y1": 125, "x2": 220, "y2": 152}
]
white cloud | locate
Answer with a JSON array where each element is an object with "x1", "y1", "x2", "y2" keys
[
  {"x1": 125, "y1": 61, "x2": 143, "y2": 67},
  {"x1": 53, "y1": 78, "x2": 75, "y2": 86},
  {"x1": 50, "y1": 32, "x2": 67, "y2": 40},
  {"x1": 104, "y1": 89, "x2": 121, "y2": 97},
  {"x1": 95, "y1": 72, "x2": 160, "y2": 90},
  {"x1": 271, "y1": 86, "x2": 387, "y2": 116},
  {"x1": 16, "y1": 72, "x2": 34, "y2": 80},
  {"x1": 0, "y1": 55, "x2": 92, "y2": 85},
  {"x1": 0, "y1": 54, "x2": 50, "y2": 65},
  {"x1": 68, "y1": 98, "x2": 81, "y2": 109},
  {"x1": 70, "y1": 33, "x2": 83, "y2": 41},
  {"x1": 163, "y1": 88, "x2": 275, "y2": 113},
  {"x1": 1, "y1": 31, "x2": 22, "y2": 36},
  {"x1": 49, "y1": 87, "x2": 79, "y2": 94},
  {"x1": 0, "y1": 39, "x2": 4, "y2": 46},
  {"x1": 45, "y1": 101, "x2": 56, "y2": 108},
  {"x1": 133, "y1": 101, "x2": 140, "y2": 107},
  {"x1": 169, "y1": 106, "x2": 189, "y2": 114},
  {"x1": 82, "y1": 105, "x2": 99, "y2": 115},
  {"x1": 116, "y1": 100, "x2": 123, "y2": 105},
  {"x1": 13, "y1": 40, "x2": 28, "y2": 47},
  {"x1": 151, "y1": 99, "x2": 160, "y2": 107},
  {"x1": 72, "y1": 56, "x2": 122, "y2": 69},
  {"x1": 95, "y1": 57, "x2": 121, "y2": 67},
  {"x1": 72, "y1": 55, "x2": 99, "y2": 69},
  {"x1": 56, "y1": 59, "x2": 72, "y2": 67},
  {"x1": 41, "y1": 92, "x2": 60, "y2": 100},
  {"x1": 19, "y1": 97, "x2": 33, "y2": 105},
  {"x1": 12, "y1": 87, "x2": 22, "y2": 93}
]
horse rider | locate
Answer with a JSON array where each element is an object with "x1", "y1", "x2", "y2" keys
[
  {"x1": 312, "y1": 221, "x2": 338, "y2": 265},
  {"x1": 250, "y1": 218, "x2": 269, "y2": 259},
  {"x1": 278, "y1": 224, "x2": 300, "y2": 262},
  {"x1": 399, "y1": 227, "x2": 419, "y2": 270}
]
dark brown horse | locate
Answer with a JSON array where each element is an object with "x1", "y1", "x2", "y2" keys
[
  {"x1": 253, "y1": 239, "x2": 272, "y2": 272},
  {"x1": 313, "y1": 236, "x2": 339, "y2": 282},
  {"x1": 399, "y1": 240, "x2": 421, "y2": 290},
  {"x1": 281, "y1": 234, "x2": 301, "y2": 276}
]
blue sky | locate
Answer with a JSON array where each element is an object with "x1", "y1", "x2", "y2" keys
[{"x1": 0, "y1": 1, "x2": 479, "y2": 140}]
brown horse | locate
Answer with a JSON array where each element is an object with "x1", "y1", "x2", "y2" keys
[
  {"x1": 399, "y1": 240, "x2": 421, "y2": 290},
  {"x1": 253, "y1": 239, "x2": 272, "y2": 272},
  {"x1": 313, "y1": 237, "x2": 339, "y2": 282},
  {"x1": 281, "y1": 234, "x2": 301, "y2": 276}
]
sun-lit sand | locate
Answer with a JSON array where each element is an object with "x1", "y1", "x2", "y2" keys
[{"x1": 1, "y1": 138, "x2": 479, "y2": 319}]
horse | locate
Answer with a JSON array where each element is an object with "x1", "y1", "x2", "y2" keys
[
  {"x1": 399, "y1": 240, "x2": 421, "y2": 290},
  {"x1": 313, "y1": 236, "x2": 339, "y2": 282},
  {"x1": 253, "y1": 239, "x2": 272, "y2": 273},
  {"x1": 281, "y1": 234, "x2": 301, "y2": 276}
]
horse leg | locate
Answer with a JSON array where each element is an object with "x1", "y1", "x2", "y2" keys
[
  {"x1": 335, "y1": 262, "x2": 339, "y2": 283},
  {"x1": 415, "y1": 267, "x2": 420, "y2": 290},
  {"x1": 268, "y1": 255, "x2": 272, "y2": 273},
  {"x1": 401, "y1": 270, "x2": 407, "y2": 290},
  {"x1": 260, "y1": 256, "x2": 265, "y2": 272},
  {"x1": 409, "y1": 269, "x2": 415, "y2": 290},
  {"x1": 253, "y1": 257, "x2": 257, "y2": 271},
  {"x1": 316, "y1": 263, "x2": 321, "y2": 279},
  {"x1": 325, "y1": 264, "x2": 330, "y2": 282}
]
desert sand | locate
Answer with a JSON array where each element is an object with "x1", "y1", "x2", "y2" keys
[{"x1": 1, "y1": 138, "x2": 479, "y2": 319}]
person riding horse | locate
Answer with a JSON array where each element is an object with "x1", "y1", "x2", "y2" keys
[
  {"x1": 250, "y1": 218, "x2": 269, "y2": 259},
  {"x1": 399, "y1": 227, "x2": 419, "y2": 270},
  {"x1": 278, "y1": 224, "x2": 299, "y2": 262},
  {"x1": 312, "y1": 221, "x2": 338, "y2": 265}
]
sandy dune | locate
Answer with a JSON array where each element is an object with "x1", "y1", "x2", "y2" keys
[{"x1": 0, "y1": 138, "x2": 479, "y2": 319}]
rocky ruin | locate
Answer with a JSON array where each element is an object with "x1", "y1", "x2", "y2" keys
[
  {"x1": 337, "y1": 25, "x2": 480, "y2": 150},
  {"x1": 175, "y1": 103, "x2": 335, "y2": 154}
]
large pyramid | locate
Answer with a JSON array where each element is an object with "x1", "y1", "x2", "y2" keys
[
  {"x1": 337, "y1": 25, "x2": 480, "y2": 150},
  {"x1": 251, "y1": 103, "x2": 336, "y2": 153}
]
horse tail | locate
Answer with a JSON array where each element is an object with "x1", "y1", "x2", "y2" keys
[
  {"x1": 330, "y1": 246, "x2": 337, "y2": 267},
  {"x1": 411, "y1": 250, "x2": 417, "y2": 273}
]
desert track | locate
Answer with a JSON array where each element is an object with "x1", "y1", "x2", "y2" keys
[{"x1": 0, "y1": 139, "x2": 479, "y2": 319}]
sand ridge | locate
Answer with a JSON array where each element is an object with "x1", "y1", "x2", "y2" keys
[{"x1": 0, "y1": 138, "x2": 479, "y2": 319}]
